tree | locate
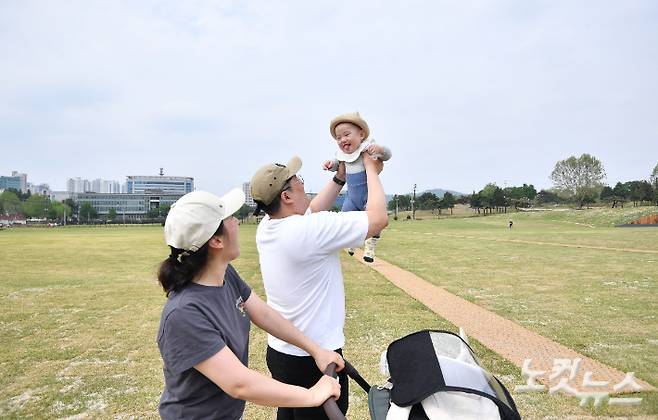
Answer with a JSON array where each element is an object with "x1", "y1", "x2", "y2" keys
[
  {"x1": 390, "y1": 194, "x2": 411, "y2": 211},
  {"x1": 63, "y1": 198, "x2": 79, "y2": 222},
  {"x1": 651, "y1": 164, "x2": 658, "y2": 187},
  {"x1": 387, "y1": 195, "x2": 398, "y2": 211},
  {"x1": 479, "y1": 183, "x2": 504, "y2": 214},
  {"x1": 48, "y1": 201, "x2": 70, "y2": 222},
  {"x1": 469, "y1": 192, "x2": 483, "y2": 214},
  {"x1": 236, "y1": 204, "x2": 252, "y2": 220},
  {"x1": 79, "y1": 202, "x2": 98, "y2": 223},
  {"x1": 6, "y1": 188, "x2": 31, "y2": 201},
  {"x1": 535, "y1": 189, "x2": 562, "y2": 205},
  {"x1": 600, "y1": 186, "x2": 615, "y2": 207},
  {"x1": 625, "y1": 180, "x2": 653, "y2": 206},
  {"x1": 0, "y1": 190, "x2": 22, "y2": 214},
  {"x1": 147, "y1": 208, "x2": 160, "y2": 219},
  {"x1": 550, "y1": 154, "x2": 606, "y2": 207},
  {"x1": 417, "y1": 192, "x2": 439, "y2": 211},
  {"x1": 442, "y1": 192, "x2": 455, "y2": 215},
  {"x1": 108, "y1": 208, "x2": 118, "y2": 222},
  {"x1": 612, "y1": 182, "x2": 629, "y2": 208},
  {"x1": 159, "y1": 204, "x2": 171, "y2": 218},
  {"x1": 22, "y1": 195, "x2": 50, "y2": 218}
]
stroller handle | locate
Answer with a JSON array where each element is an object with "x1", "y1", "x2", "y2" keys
[{"x1": 322, "y1": 363, "x2": 347, "y2": 420}]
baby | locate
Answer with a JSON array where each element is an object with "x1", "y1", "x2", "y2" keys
[{"x1": 323, "y1": 112, "x2": 392, "y2": 262}]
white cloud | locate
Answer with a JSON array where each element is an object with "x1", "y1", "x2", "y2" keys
[{"x1": 1, "y1": 0, "x2": 657, "y2": 193}]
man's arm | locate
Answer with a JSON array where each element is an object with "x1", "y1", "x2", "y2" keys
[
  {"x1": 309, "y1": 161, "x2": 346, "y2": 213},
  {"x1": 363, "y1": 153, "x2": 388, "y2": 238}
]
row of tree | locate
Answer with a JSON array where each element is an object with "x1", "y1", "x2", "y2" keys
[
  {"x1": 0, "y1": 189, "x2": 71, "y2": 221},
  {"x1": 549, "y1": 155, "x2": 658, "y2": 208},
  {"x1": 387, "y1": 191, "x2": 457, "y2": 214},
  {"x1": 387, "y1": 159, "x2": 657, "y2": 215}
]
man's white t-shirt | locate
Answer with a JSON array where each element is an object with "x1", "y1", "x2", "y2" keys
[{"x1": 256, "y1": 208, "x2": 369, "y2": 356}]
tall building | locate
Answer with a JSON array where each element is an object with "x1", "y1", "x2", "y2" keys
[
  {"x1": 102, "y1": 180, "x2": 122, "y2": 193},
  {"x1": 0, "y1": 175, "x2": 22, "y2": 191},
  {"x1": 11, "y1": 171, "x2": 27, "y2": 193},
  {"x1": 126, "y1": 175, "x2": 193, "y2": 194},
  {"x1": 92, "y1": 178, "x2": 102, "y2": 193},
  {"x1": 67, "y1": 177, "x2": 91, "y2": 193},
  {"x1": 243, "y1": 182, "x2": 255, "y2": 207}
]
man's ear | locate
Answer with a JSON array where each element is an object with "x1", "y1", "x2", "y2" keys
[
  {"x1": 280, "y1": 190, "x2": 293, "y2": 204},
  {"x1": 208, "y1": 235, "x2": 224, "y2": 250}
]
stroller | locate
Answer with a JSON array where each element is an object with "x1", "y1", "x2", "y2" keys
[{"x1": 323, "y1": 330, "x2": 521, "y2": 420}]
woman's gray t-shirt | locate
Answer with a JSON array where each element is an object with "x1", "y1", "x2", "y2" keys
[{"x1": 157, "y1": 264, "x2": 252, "y2": 419}]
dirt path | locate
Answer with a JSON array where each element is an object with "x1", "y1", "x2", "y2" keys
[{"x1": 352, "y1": 249, "x2": 655, "y2": 395}]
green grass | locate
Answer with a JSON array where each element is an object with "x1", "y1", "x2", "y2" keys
[{"x1": 0, "y1": 215, "x2": 656, "y2": 419}]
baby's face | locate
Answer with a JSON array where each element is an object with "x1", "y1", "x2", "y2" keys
[{"x1": 334, "y1": 122, "x2": 365, "y2": 154}]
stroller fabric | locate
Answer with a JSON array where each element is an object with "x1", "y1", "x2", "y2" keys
[{"x1": 384, "y1": 330, "x2": 521, "y2": 420}]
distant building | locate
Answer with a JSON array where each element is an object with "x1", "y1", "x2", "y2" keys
[
  {"x1": 49, "y1": 191, "x2": 71, "y2": 202},
  {"x1": 243, "y1": 182, "x2": 255, "y2": 207},
  {"x1": 0, "y1": 175, "x2": 22, "y2": 192},
  {"x1": 126, "y1": 175, "x2": 193, "y2": 195},
  {"x1": 67, "y1": 177, "x2": 91, "y2": 193},
  {"x1": 73, "y1": 192, "x2": 184, "y2": 220},
  {"x1": 27, "y1": 183, "x2": 51, "y2": 195},
  {"x1": 11, "y1": 171, "x2": 28, "y2": 193}
]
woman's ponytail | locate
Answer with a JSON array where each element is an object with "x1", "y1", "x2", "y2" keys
[{"x1": 157, "y1": 222, "x2": 224, "y2": 296}]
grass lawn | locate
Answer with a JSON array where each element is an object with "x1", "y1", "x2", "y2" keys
[{"x1": 1, "y1": 212, "x2": 656, "y2": 418}]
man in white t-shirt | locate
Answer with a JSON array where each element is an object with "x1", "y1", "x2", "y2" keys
[{"x1": 251, "y1": 154, "x2": 388, "y2": 419}]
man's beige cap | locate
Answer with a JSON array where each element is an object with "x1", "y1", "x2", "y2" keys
[{"x1": 250, "y1": 156, "x2": 302, "y2": 206}]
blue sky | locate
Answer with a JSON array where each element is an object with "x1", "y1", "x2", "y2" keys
[{"x1": 1, "y1": 1, "x2": 657, "y2": 195}]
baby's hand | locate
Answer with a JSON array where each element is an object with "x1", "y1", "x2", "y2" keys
[
  {"x1": 366, "y1": 144, "x2": 384, "y2": 157},
  {"x1": 322, "y1": 160, "x2": 333, "y2": 171}
]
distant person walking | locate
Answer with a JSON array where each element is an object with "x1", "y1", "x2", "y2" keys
[
  {"x1": 156, "y1": 189, "x2": 342, "y2": 420},
  {"x1": 509, "y1": 220, "x2": 514, "y2": 229}
]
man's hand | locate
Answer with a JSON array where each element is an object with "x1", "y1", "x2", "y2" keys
[
  {"x1": 311, "y1": 348, "x2": 345, "y2": 374},
  {"x1": 363, "y1": 151, "x2": 384, "y2": 174},
  {"x1": 322, "y1": 160, "x2": 334, "y2": 171},
  {"x1": 335, "y1": 161, "x2": 346, "y2": 180},
  {"x1": 366, "y1": 144, "x2": 385, "y2": 157}
]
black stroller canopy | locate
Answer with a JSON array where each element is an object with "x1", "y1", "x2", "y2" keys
[{"x1": 386, "y1": 330, "x2": 520, "y2": 420}]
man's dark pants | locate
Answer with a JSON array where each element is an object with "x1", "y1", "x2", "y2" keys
[{"x1": 266, "y1": 346, "x2": 349, "y2": 420}]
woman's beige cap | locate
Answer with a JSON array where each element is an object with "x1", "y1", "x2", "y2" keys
[
  {"x1": 250, "y1": 156, "x2": 302, "y2": 206},
  {"x1": 164, "y1": 189, "x2": 245, "y2": 252},
  {"x1": 330, "y1": 112, "x2": 370, "y2": 139}
]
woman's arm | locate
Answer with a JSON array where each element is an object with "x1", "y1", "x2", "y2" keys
[
  {"x1": 195, "y1": 346, "x2": 340, "y2": 407},
  {"x1": 244, "y1": 293, "x2": 345, "y2": 373}
]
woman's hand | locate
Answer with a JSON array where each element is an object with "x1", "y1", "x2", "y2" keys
[
  {"x1": 311, "y1": 348, "x2": 344, "y2": 374},
  {"x1": 309, "y1": 375, "x2": 341, "y2": 406},
  {"x1": 322, "y1": 160, "x2": 334, "y2": 171}
]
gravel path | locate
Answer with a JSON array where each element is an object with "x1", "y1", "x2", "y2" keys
[{"x1": 353, "y1": 249, "x2": 655, "y2": 395}]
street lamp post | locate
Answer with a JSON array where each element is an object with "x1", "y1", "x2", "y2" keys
[{"x1": 411, "y1": 184, "x2": 417, "y2": 220}]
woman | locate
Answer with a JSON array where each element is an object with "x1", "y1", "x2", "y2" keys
[{"x1": 157, "y1": 189, "x2": 342, "y2": 419}]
